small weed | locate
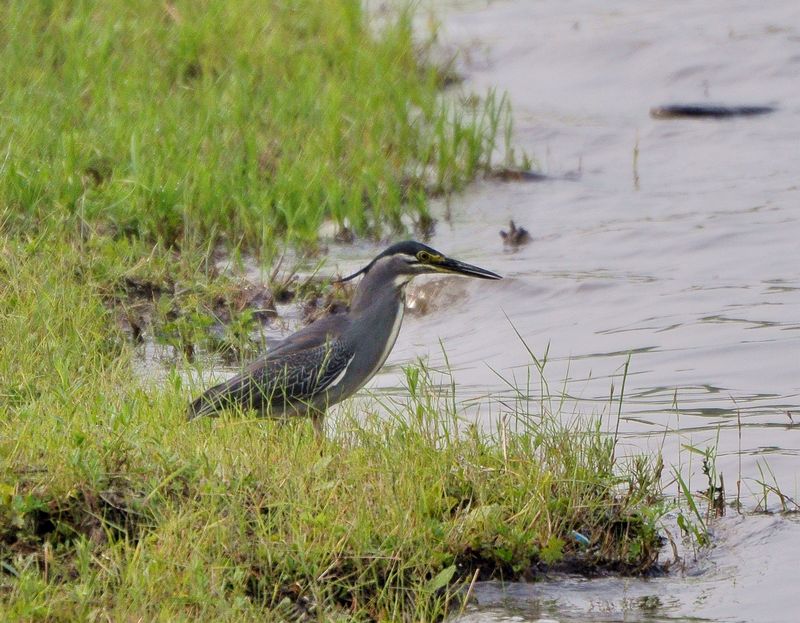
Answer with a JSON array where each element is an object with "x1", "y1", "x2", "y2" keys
[{"x1": 754, "y1": 460, "x2": 800, "y2": 513}]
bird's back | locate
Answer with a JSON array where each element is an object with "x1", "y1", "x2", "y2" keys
[{"x1": 187, "y1": 312, "x2": 354, "y2": 419}]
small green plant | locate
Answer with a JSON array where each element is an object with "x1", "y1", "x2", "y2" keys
[
  {"x1": 674, "y1": 468, "x2": 710, "y2": 549},
  {"x1": 671, "y1": 441, "x2": 723, "y2": 553},
  {"x1": 219, "y1": 308, "x2": 261, "y2": 360},
  {"x1": 154, "y1": 298, "x2": 215, "y2": 360},
  {"x1": 680, "y1": 440, "x2": 725, "y2": 520}
]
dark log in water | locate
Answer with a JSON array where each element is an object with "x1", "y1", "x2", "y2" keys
[{"x1": 650, "y1": 104, "x2": 777, "y2": 119}]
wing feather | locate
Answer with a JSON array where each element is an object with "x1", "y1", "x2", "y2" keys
[{"x1": 188, "y1": 313, "x2": 353, "y2": 419}]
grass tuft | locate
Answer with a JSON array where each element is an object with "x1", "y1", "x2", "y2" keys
[{"x1": 0, "y1": 0, "x2": 512, "y2": 249}]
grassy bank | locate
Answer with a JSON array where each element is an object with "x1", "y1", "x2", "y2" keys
[
  {"x1": 0, "y1": 0, "x2": 511, "y2": 249},
  {"x1": 1, "y1": 242, "x2": 666, "y2": 621}
]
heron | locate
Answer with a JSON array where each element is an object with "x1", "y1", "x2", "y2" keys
[{"x1": 187, "y1": 240, "x2": 501, "y2": 433}]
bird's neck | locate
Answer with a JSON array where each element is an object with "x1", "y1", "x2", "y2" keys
[
  {"x1": 346, "y1": 269, "x2": 408, "y2": 389},
  {"x1": 350, "y1": 267, "x2": 407, "y2": 314}
]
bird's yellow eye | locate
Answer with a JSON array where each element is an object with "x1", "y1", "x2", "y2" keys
[{"x1": 417, "y1": 251, "x2": 431, "y2": 263}]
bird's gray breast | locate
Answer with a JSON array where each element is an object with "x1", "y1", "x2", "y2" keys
[{"x1": 326, "y1": 292, "x2": 405, "y2": 402}]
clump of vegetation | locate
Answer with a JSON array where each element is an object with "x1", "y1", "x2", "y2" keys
[
  {"x1": 1, "y1": 244, "x2": 667, "y2": 621},
  {"x1": 0, "y1": 0, "x2": 513, "y2": 249}
]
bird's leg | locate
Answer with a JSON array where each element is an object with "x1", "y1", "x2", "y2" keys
[{"x1": 310, "y1": 408, "x2": 326, "y2": 439}]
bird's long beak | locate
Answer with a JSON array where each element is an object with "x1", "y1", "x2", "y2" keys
[{"x1": 439, "y1": 256, "x2": 502, "y2": 280}]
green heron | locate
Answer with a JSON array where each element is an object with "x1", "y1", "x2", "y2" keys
[{"x1": 187, "y1": 241, "x2": 501, "y2": 433}]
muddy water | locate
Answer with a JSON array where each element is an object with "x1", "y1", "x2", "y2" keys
[{"x1": 382, "y1": 1, "x2": 799, "y2": 621}]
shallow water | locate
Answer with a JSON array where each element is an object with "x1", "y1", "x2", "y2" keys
[
  {"x1": 456, "y1": 513, "x2": 800, "y2": 623},
  {"x1": 345, "y1": 0, "x2": 800, "y2": 505}
]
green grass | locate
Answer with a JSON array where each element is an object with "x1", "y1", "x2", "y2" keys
[
  {"x1": 0, "y1": 0, "x2": 511, "y2": 249},
  {"x1": 1, "y1": 240, "x2": 667, "y2": 622}
]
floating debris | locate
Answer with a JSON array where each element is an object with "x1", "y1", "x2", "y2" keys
[
  {"x1": 650, "y1": 104, "x2": 777, "y2": 119},
  {"x1": 491, "y1": 167, "x2": 550, "y2": 182},
  {"x1": 500, "y1": 220, "x2": 532, "y2": 247},
  {"x1": 490, "y1": 167, "x2": 581, "y2": 182},
  {"x1": 333, "y1": 226, "x2": 355, "y2": 244}
]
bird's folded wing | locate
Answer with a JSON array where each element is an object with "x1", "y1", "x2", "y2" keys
[
  {"x1": 265, "y1": 312, "x2": 351, "y2": 358},
  {"x1": 188, "y1": 314, "x2": 353, "y2": 418},
  {"x1": 255, "y1": 338, "x2": 354, "y2": 402}
]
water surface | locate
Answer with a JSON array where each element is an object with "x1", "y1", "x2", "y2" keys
[{"x1": 382, "y1": 1, "x2": 798, "y2": 620}]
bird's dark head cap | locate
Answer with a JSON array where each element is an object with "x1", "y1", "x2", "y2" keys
[{"x1": 338, "y1": 240, "x2": 501, "y2": 282}]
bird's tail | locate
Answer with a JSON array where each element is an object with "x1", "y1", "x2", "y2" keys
[
  {"x1": 186, "y1": 377, "x2": 240, "y2": 420},
  {"x1": 186, "y1": 371, "x2": 263, "y2": 420},
  {"x1": 186, "y1": 392, "x2": 220, "y2": 420}
]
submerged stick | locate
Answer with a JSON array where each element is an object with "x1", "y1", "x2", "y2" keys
[{"x1": 650, "y1": 104, "x2": 777, "y2": 119}]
